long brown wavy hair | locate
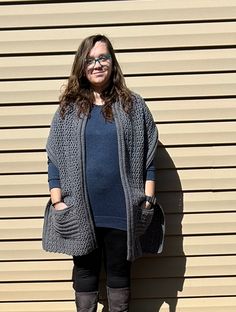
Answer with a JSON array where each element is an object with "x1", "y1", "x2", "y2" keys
[{"x1": 59, "y1": 34, "x2": 133, "y2": 120}]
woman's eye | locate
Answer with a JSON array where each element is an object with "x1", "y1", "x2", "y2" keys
[
  {"x1": 99, "y1": 56, "x2": 106, "y2": 61},
  {"x1": 86, "y1": 58, "x2": 93, "y2": 65}
]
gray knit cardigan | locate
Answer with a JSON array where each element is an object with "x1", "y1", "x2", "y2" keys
[{"x1": 42, "y1": 93, "x2": 165, "y2": 261}]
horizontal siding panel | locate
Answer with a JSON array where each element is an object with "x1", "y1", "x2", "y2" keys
[
  {"x1": 0, "y1": 219, "x2": 44, "y2": 239},
  {"x1": 0, "y1": 256, "x2": 235, "y2": 282},
  {"x1": 0, "y1": 241, "x2": 70, "y2": 261},
  {"x1": 0, "y1": 55, "x2": 73, "y2": 79},
  {"x1": 1, "y1": 22, "x2": 236, "y2": 54},
  {"x1": 157, "y1": 146, "x2": 236, "y2": 168},
  {"x1": 1, "y1": 49, "x2": 236, "y2": 79},
  {"x1": 0, "y1": 1, "x2": 169, "y2": 27},
  {"x1": 0, "y1": 174, "x2": 48, "y2": 196},
  {"x1": 0, "y1": 80, "x2": 62, "y2": 104},
  {"x1": 1, "y1": 168, "x2": 236, "y2": 196},
  {"x1": 161, "y1": 191, "x2": 236, "y2": 213},
  {"x1": 1, "y1": 146, "x2": 236, "y2": 174},
  {"x1": 0, "y1": 260, "x2": 74, "y2": 282},
  {"x1": 0, "y1": 105, "x2": 56, "y2": 127},
  {"x1": 133, "y1": 277, "x2": 236, "y2": 298},
  {"x1": 0, "y1": 212, "x2": 235, "y2": 239},
  {"x1": 0, "y1": 235, "x2": 235, "y2": 260},
  {"x1": 150, "y1": 98, "x2": 236, "y2": 122},
  {"x1": 0, "y1": 0, "x2": 40, "y2": 2},
  {"x1": 132, "y1": 297, "x2": 236, "y2": 312},
  {"x1": 0, "y1": 277, "x2": 235, "y2": 301},
  {"x1": 164, "y1": 235, "x2": 236, "y2": 257},
  {"x1": 0, "y1": 191, "x2": 235, "y2": 219},
  {"x1": 1, "y1": 122, "x2": 236, "y2": 151},
  {"x1": 0, "y1": 128, "x2": 49, "y2": 151},
  {"x1": 167, "y1": 212, "x2": 236, "y2": 235},
  {"x1": 134, "y1": 255, "x2": 236, "y2": 278},
  {"x1": 0, "y1": 281, "x2": 71, "y2": 301},
  {"x1": 0, "y1": 301, "x2": 77, "y2": 312},
  {"x1": 1, "y1": 298, "x2": 236, "y2": 312},
  {"x1": 1, "y1": 74, "x2": 236, "y2": 104},
  {"x1": 1, "y1": 0, "x2": 236, "y2": 28},
  {"x1": 158, "y1": 168, "x2": 236, "y2": 191},
  {"x1": 0, "y1": 152, "x2": 47, "y2": 173},
  {"x1": 158, "y1": 122, "x2": 236, "y2": 146},
  {"x1": 0, "y1": 197, "x2": 47, "y2": 217},
  {"x1": 2, "y1": 98, "x2": 236, "y2": 128}
]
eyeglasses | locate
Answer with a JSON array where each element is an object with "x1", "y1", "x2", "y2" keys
[{"x1": 85, "y1": 54, "x2": 111, "y2": 68}]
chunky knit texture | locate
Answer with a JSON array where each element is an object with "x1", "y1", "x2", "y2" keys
[{"x1": 42, "y1": 93, "x2": 164, "y2": 261}]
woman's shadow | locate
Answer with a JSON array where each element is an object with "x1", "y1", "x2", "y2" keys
[
  {"x1": 100, "y1": 141, "x2": 186, "y2": 311},
  {"x1": 132, "y1": 142, "x2": 186, "y2": 311}
]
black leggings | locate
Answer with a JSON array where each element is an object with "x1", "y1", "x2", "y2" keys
[{"x1": 72, "y1": 227, "x2": 131, "y2": 292}]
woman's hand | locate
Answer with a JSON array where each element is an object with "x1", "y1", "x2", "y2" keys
[
  {"x1": 53, "y1": 201, "x2": 68, "y2": 211},
  {"x1": 140, "y1": 201, "x2": 152, "y2": 209}
]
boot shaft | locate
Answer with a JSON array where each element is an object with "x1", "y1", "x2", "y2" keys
[
  {"x1": 75, "y1": 291, "x2": 98, "y2": 312},
  {"x1": 107, "y1": 287, "x2": 130, "y2": 312}
]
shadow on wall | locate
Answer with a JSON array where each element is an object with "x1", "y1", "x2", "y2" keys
[
  {"x1": 100, "y1": 142, "x2": 186, "y2": 312},
  {"x1": 131, "y1": 142, "x2": 186, "y2": 312}
]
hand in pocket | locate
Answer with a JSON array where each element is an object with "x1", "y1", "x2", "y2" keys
[
  {"x1": 136, "y1": 206, "x2": 154, "y2": 238},
  {"x1": 53, "y1": 202, "x2": 68, "y2": 211}
]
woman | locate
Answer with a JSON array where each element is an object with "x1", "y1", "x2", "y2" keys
[{"x1": 42, "y1": 34, "x2": 164, "y2": 312}]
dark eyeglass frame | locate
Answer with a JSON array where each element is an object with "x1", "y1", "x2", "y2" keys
[{"x1": 85, "y1": 54, "x2": 111, "y2": 67}]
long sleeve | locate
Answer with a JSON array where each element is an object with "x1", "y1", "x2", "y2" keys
[
  {"x1": 47, "y1": 157, "x2": 61, "y2": 190},
  {"x1": 145, "y1": 159, "x2": 156, "y2": 181}
]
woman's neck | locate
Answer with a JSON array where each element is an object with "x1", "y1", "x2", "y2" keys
[{"x1": 93, "y1": 90, "x2": 104, "y2": 105}]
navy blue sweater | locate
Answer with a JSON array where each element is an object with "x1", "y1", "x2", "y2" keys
[{"x1": 48, "y1": 105, "x2": 156, "y2": 230}]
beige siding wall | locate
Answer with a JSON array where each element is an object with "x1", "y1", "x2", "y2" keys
[{"x1": 0, "y1": 0, "x2": 236, "y2": 311}]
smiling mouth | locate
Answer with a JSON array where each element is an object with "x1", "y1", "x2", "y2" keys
[{"x1": 93, "y1": 72, "x2": 105, "y2": 76}]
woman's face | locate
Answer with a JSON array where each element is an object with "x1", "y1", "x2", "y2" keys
[{"x1": 85, "y1": 41, "x2": 112, "y2": 91}]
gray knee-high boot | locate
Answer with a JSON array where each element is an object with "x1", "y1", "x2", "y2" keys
[
  {"x1": 75, "y1": 291, "x2": 98, "y2": 312},
  {"x1": 107, "y1": 287, "x2": 130, "y2": 312}
]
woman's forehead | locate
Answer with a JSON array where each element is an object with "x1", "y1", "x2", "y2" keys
[{"x1": 88, "y1": 41, "x2": 109, "y2": 56}]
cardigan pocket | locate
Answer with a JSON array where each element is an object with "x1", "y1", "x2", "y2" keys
[
  {"x1": 136, "y1": 206, "x2": 154, "y2": 237},
  {"x1": 51, "y1": 204, "x2": 81, "y2": 239}
]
